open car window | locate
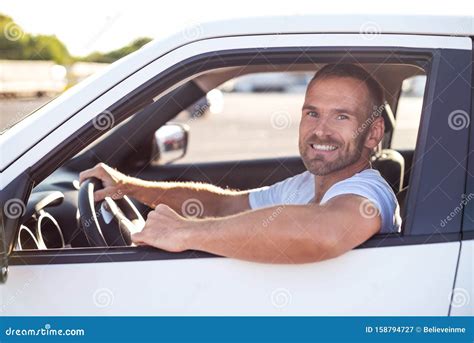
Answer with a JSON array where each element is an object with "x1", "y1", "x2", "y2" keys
[
  {"x1": 163, "y1": 71, "x2": 311, "y2": 164},
  {"x1": 14, "y1": 62, "x2": 430, "y2": 253}
]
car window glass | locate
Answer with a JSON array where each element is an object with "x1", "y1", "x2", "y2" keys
[{"x1": 391, "y1": 75, "x2": 426, "y2": 150}]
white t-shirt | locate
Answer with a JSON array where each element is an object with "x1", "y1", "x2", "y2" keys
[{"x1": 249, "y1": 169, "x2": 401, "y2": 233}]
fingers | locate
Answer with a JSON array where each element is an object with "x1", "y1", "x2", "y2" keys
[
  {"x1": 93, "y1": 187, "x2": 125, "y2": 202},
  {"x1": 145, "y1": 209, "x2": 166, "y2": 225},
  {"x1": 93, "y1": 189, "x2": 107, "y2": 202},
  {"x1": 131, "y1": 226, "x2": 155, "y2": 245},
  {"x1": 143, "y1": 207, "x2": 170, "y2": 230},
  {"x1": 153, "y1": 203, "x2": 180, "y2": 218},
  {"x1": 132, "y1": 206, "x2": 188, "y2": 252},
  {"x1": 131, "y1": 232, "x2": 145, "y2": 244},
  {"x1": 147, "y1": 210, "x2": 157, "y2": 220},
  {"x1": 93, "y1": 188, "x2": 110, "y2": 202},
  {"x1": 78, "y1": 168, "x2": 94, "y2": 184},
  {"x1": 79, "y1": 163, "x2": 106, "y2": 184}
]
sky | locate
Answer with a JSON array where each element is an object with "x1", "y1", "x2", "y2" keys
[{"x1": 1, "y1": 0, "x2": 473, "y2": 56}]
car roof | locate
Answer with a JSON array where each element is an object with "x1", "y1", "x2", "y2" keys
[
  {"x1": 139, "y1": 15, "x2": 472, "y2": 65},
  {"x1": 175, "y1": 14, "x2": 473, "y2": 39}
]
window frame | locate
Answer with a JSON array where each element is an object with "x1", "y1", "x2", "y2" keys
[
  {"x1": 461, "y1": 38, "x2": 474, "y2": 241},
  {"x1": 4, "y1": 36, "x2": 471, "y2": 265}
]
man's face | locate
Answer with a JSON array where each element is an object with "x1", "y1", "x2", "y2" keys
[{"x1": 299, "y1": 76, "x2": 375, "y2": 176}]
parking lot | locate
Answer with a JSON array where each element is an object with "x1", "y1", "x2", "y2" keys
[{"x1": 0, "y1": 92, "x2": 420, "y2": 163}]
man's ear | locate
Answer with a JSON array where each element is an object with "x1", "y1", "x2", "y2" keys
[{"x1": 364, "y1": 117, "x2": 385, "y2": 149}]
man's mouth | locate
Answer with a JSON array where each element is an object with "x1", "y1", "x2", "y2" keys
[{"x1": 310, "y1": 143, "x2": 338, "y2": 152}]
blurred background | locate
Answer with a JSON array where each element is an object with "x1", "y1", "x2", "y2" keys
[{"x1": 0, "y1": 0, "x2": 472, "y2": 161}]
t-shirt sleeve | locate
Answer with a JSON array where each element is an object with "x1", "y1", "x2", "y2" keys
[
  {"x1": 248, "y1": 180, "x2": 288, "y2": 209},
  {"x1": 321, "y1": 175, "x2": 401, "y2": 234},
  {"x1": 248, "y1": 172, "x2": 310, "y2": 209}
]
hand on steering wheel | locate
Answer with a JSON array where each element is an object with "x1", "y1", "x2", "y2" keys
[
  {"x1": 79, "y1": 163, "x2": 131, "y2": 202},
  {"x1": 78, "y1": 177, "x2": 145, "y2": 247}
]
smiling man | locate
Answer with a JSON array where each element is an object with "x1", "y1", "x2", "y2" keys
[{"x1": 79, "y1": 64, "x2": 401, "y2": 263}]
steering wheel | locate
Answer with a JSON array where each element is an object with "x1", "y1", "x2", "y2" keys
[{"x1": 78, "y1": 177, "x2": 145, "y2": 247}]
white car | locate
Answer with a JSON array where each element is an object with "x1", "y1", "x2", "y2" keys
[{"x1": 0, "y1": 14, "x2": 472, "y2": 316}]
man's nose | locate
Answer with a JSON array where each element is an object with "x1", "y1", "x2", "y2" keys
[{"x1": 312, "y1": 116, "x2": 333, "y2": 137}]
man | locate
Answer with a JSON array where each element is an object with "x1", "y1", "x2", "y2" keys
[{"x1": 79, "y1": 64, "x2": 401, "y2": 264}]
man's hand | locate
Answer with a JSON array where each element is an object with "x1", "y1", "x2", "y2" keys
[
  {"x1": 79, "y1": 163, "x2": 132, "y2": 202},
  {"x1": 131, "y1": 204, "x2": 192, "y2": 252}
]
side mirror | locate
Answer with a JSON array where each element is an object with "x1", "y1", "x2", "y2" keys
[{"x1": 154, "y1": 123, "x2": 189, "y2": 165}]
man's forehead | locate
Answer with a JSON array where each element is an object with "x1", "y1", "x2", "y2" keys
[{"x1": 304, "y1": 77, "x2": 371, "y2": 111}]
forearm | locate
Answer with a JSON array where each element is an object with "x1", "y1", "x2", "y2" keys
[
  {"x1": 124, "y1": 177, "x2": 249, "y2": 217},
  {"x1": 133, "y1": 195, "x2": 381, "y2": 264},
  {"x1": 185, "y1": 205, "x2": 337, "y2": 263}
]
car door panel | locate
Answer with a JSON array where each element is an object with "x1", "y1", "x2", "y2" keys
[
  {"x1": 449, "y1": 240, "x2": 473, "y2": 316},
  {"x1": 2, "y1": 242, "x2": 459, "y2": 315}
]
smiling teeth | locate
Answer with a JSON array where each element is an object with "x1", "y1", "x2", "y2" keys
[{"x1": 311, "y1": 144, "x2": 337, "y2": 151}]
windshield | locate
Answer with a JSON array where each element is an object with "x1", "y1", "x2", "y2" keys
[{"x1": 0, "y1": 96, "x2": 55, "y2": 134}]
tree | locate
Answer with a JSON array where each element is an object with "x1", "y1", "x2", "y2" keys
[
  {"x1": 0, "y1": 14, "x2": 27, "y2": 59},
  {"x1": 80, "y1": 37, "x2": 153, "y2": 63},
  {"x1": 0, "y1": 13, "x2": 72, "y2": 65},
  {"x1": 1, "y1": 13, "x2": 151, "y2": 65}
]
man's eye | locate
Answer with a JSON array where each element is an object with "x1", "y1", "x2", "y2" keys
[
  {"x1": 307, "y1": 111, "x2": 318, "y2": 118},
  {"x1": 336, "y1": 114, "x2": 349, "y2": 120}
]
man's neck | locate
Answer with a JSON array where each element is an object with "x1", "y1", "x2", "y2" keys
[{"x1": 313, "y1": 158, "x2": 370, "y2": 203}]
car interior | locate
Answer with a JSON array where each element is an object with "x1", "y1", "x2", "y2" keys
[{"x1": 13, "y1": 62, "x2": 426, "y2": 252}]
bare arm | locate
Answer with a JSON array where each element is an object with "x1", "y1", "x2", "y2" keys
[
  {"x1": 79, "y1": 163, "x2": 250, "y2": 217},
  {"x1": 127, "y1": 178, "x2": 250, "y2": 217},
  {"x1": 132, "y1": 194, "x2": 381, "y2": 264}
]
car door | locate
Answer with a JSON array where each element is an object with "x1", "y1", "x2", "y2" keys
[{"x1": 1, "y1": 32, "x2": 471, "y2": 315}]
